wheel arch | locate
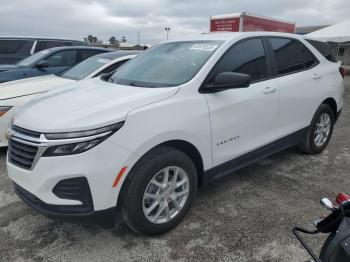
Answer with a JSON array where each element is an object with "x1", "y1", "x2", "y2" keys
[
  {"x1": 322, "y1": 97, "x2": 337, "y2": 117},
  {"x1": 117, "y1": 139, "x2": 205, "y2": 207},
  {"x1": 160, "y1": 140, "x2": 204, "y2": 188}
]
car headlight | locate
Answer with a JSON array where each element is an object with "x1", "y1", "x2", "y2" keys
[
  {"x1": 0, "y1": 106, "x2": 12, "y2": 117},
  {"x1": 42, "y1": 122, "x2": 124, "y2": 157}
]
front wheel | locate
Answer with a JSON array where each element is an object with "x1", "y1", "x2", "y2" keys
[
  {"x1": 299, "y1": 104, "x2": 335, "y2": 154},
  {"x1": 120, "y1": 146, "x2": 197, "y2": 235}
]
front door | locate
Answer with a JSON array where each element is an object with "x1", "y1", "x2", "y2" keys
[
  {"x1": 204, "y1": 38, "x2": 279, "y2": 167},
  {"x1": 31, "y1": 50, "x2": 78, "y2": 77}
]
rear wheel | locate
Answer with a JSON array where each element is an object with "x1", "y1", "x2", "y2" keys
[
  {"x1": 120, "y1": 146, "x2": 197, "y2": 235},
  {"x1": 299, "y1": 104, "x2": 335, "y2": 154}
]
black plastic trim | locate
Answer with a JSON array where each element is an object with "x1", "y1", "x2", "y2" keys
[
  {"x1": 13, "y1": 182, "x2": 116, "y2": 228},
  {"x1": 203, "y1": 127, "x2": 309, "y2": 186}
]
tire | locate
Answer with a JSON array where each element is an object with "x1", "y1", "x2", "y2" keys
[
  {"x1": 299, "y1": 104, "x2": 335, "y2": 154},
  {"x1": 120, "y1": 146, "x2": 197, "y2": 235},
  {"x1": 320, "y1": 232, "x2": 350, "y2": 262}
]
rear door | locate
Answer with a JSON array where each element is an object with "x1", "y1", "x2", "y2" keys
[
  {"x1": 267, "y1": 37, "x2": 320, "y2": 138},
  {"x1": 204, "y1": 37, "x2": 279, "y2": 166}
]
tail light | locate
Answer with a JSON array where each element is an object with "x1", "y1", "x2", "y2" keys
[
  {"x1": 336, "y1": 192, "x2": 350, "y2": 205},
  {"x1": 339, "y1": 67, "x2": 345, "y2": 79}
]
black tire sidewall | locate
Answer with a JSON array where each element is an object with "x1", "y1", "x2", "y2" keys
[
  {"x1": 307, "y1": 104, "x2": 335, "y2": 154},
  {"x1": 121, "y1": 146, "x2": 197, "y2": 235}
]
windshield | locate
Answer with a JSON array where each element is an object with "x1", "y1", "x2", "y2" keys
[
  {"x1": 16, "y1": 49, "x2": 50, "y2": 67},
  {"x1": 61, "y1": 56, "x2": 111, "y2": 80},
  {"x1": 110, "y1": 41, "x2": 223, "y2": 87}
]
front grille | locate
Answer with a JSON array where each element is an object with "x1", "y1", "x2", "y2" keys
[
  {"x1": 8, "y1": 139, "x2": 38, "y2": 169},
  {"x1": 12, "y1": 125, "x2": 41, "y2": 138}
]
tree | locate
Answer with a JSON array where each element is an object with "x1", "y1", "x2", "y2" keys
[
  {"x1": 85, "y1": 35, "x2": 98, "y2": 44},
  {"x1": 121, "y1": 36, "x2": 127, "y2": 43},
  {"x1": 109, "y1": 36, "x2": 118, "y2": 45}
]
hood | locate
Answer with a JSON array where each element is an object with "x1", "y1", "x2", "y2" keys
[
  {"x1": 14, "y1": 77, "x2": 179, "y2": 133},
  {"x1": 0, "y1": 75, "x2": 75, "y2": 100},
  {"x1": 0, "y1": 64, "x2": 19, "y2": 72}
]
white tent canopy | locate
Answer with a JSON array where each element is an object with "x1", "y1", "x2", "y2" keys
[{"x1": 307, "y1": 19, "x2": 350, "y2": 42}]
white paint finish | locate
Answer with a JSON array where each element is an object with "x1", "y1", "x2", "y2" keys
[
  {"x1": 0, "y1": 55, "x2": 137, "y2": 146},
  {"x1": 0, "y1": 75, "x2": 74, "y2": 100},
  {"x1": 6, "y1": 32, "x2": 344, "y2": 214},
  {"x1": 205, "y1": 78, "x2": 279, "y2": 166},
  {"x1": 14, "y1": 78, "x2": 180, "y2": 132}
]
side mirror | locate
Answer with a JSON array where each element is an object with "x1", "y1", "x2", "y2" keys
[
  {"x1": 36, "y1": 60, "x2": 49, "y2": 69},
  {"x1": 201, "y1": 72, "x2": 251, "y2": 93}
]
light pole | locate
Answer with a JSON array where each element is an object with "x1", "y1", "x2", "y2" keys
[{"x1": 165, "y1": 27, "x2": 170, "y2": 40}]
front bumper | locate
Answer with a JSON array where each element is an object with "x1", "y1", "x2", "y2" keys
[
  {"x1": 14, "y1": 182, "x2": 116, "y2": 227},
  {"x1": 7, "y1": 133, "x2": 139, "y2": 214}
]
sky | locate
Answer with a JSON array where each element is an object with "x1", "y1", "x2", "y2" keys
[{"x1": 0, "y1": 0, "x2": 349, "y2": 44}]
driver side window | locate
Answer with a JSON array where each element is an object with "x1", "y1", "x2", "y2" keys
[
  {"x1": 208, "y1": 38, "x2": 268, "y2": 83},
  {"x1": 46, "y1": 50, "x2": 77, "y2": 67}
]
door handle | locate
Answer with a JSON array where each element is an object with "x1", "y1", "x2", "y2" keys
[
  {"x1": 263, "y1": 87, "x2": 277, "y2": 94},
  {"x1": 313, "y1": 73, "x2": 322, "y2": 79}
]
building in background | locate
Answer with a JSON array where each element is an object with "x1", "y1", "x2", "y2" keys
[{"x1": 210, "y1": 12, "x2": 295, "y2": 33}]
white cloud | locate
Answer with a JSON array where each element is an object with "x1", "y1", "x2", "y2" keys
[{"x1": 0, "y1": 0, "x2": 348, "y2": 44}]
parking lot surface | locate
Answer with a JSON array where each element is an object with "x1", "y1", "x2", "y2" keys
[{"x1": 0, "y1": 77, "x2": 349, "y2": 262}]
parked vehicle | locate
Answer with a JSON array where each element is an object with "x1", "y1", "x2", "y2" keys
[
  {"x1": 210, "y1": 12, "x2": 295, "y2": 33},
  {"x1": 0, "y1": 51, "x2": 139, "y2": 147},
  {"x1": 6, "y1": 32, "x2": 344, "y2": 235},
  {"x1": 0, "y1": 46, "x2": 111, "y2": 83},
  {"x1": 0, "y1": 37, "x2": 90, "y2": 65},
  {"x1": 293, "y1": 193, "x2": 350, "y2": 262}
]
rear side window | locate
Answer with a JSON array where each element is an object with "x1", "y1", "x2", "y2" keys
[
  {"x1": 0, "y1": 40, "x2": 33, "y2": 55},
  {"x1": 306, "y1": 39, "x2": 337, "y2": 63},
  {"x1": 35, "y1": 41, "x2": 66, "y2": 52},
  {"x1": 46, "y1": 50, "x2": 77, "y2": 67},
  {"x1": 208, "y1": 38, "x2": 268, "y2": 83},
  {"x1": 269, "y1": 38, "x2": 318, "y2": 75},
  {"x1": 78, "y1": 50, "x2": 105, "y2": 62}
]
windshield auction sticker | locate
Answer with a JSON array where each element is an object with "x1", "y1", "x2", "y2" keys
[{"x1": 190, "y1": 44, "x2": 218, "y2": 51}]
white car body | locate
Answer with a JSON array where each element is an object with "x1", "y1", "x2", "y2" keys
[
  {"x1": 6, "y1": 32, "x2": 344, "y2": 233},
  {"x1": 0, "y1": 54, "x2": 137, "y2": 147}
]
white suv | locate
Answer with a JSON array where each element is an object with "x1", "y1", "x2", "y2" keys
[{"x1": 6, "y1": 32, "x2": 344, "y2": 235}]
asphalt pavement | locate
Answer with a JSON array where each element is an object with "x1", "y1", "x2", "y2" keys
[{"x1": 0, "y1": 77, "x2": 349, "y2": 261}]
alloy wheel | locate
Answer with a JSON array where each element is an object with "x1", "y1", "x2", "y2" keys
[
  {"x1": 142, "y1": 166, "x2": 189, "y2": 224},
  {"x1": 314, "y1": 112, "x2": 331, "y2": 147}
]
